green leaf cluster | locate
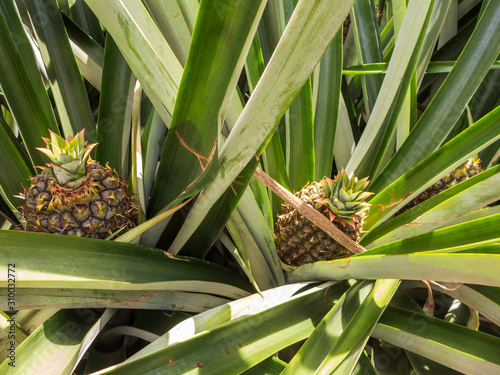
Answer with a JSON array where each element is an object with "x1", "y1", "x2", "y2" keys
[{"x1": 0, "y1": 0, "x2": 499, "y2": 374}]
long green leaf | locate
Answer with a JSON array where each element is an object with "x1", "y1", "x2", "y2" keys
[
  {"x1": 0, "y1": 288, "x2": 229, "y2": 312},
  {"x1": 362, "y1": 165, "x2": 500, "y2": 247},
  {"x1": 0, "y1": 231, "x2": 251, "y2": 298},
  {"x1": 143, "y1": 0, "x2": 193, "y2": 66},
  {"x1": 342, "y1": 60, "x2": 500, "y2": 75},
  {"x1": 288, "y1": 214, "x2": 500, "y2": 285},
  {"x1": 287, "y1": 79, "x2": 314, "y2": 191},
  {"x1": 0, "y1": 309, "x2": 99, "y2": 374},
  {"x1": 127, "y1": 282, "x2": 318, "y2": 364},
  {"x1": 96, "y1": 35, "x2": 134, "y2": 177},
  {"x1": 430, "y1": 283, "x2": 500, "y2": 327},
  {"x1": 416, "y1": 0, "x2": 453, "y2": 88},
  {"x1": 351, "y1": 0, "x2": 384, "y2": 114},
  {"x1": 84, "y1": 0, "x2": 182, "y2": 124},
  {"x1": 0, "y1": 2, "x2": 58, "y2": 166},
  {"x1": 25, "y1": 0, "x2": 96, "y2": 140},
  {"x1": 175, "y1": 157, "x2": 260, "y2": 256},
  {"x1": 320, "y1": 279, "x2": 399, "y2": 374},
  {"x1": 345, "y1": 0, "x2": 435, "y2": 178},
  {"x1": 313, "y1": 32, "x2": 343, "y2": 180},
  {"x1": 365, "y1": 106, "x2": 500, "y2": 231},
  {"x1": 148, "y1": 0, "x2": 267, "y2": 215},
  {"x1": 63, "y1": 12, "x2": 104, "y2": 90},
  {"x1": 68, "y1": 0, "x2": 104, "y2": 45},
  {"x1": 169, "y1": 0, "x2": 357, "y2": 254},
  {"x1": 94, "y1": 282, "x2": 349, "y2": 374},
  {"x1": 288, "y1": 250, "x2": 500, "y2": 287},
  {"x1": 283, "y1": 279, "x2": 399, "y2": 374},
  {"x1": 373, "y1": 306, "x2": 500, "y2": 374},
  {"x1": 0, "y1": 119, "x2": 33, "y2": 210},
  {"x1": 243, "y1": 356, "x2": 286, "y2": 374},
  {"x1": 362, "y1": 213, "x2": 500, "y2": 256},
  {"x1": 371, "y1": 0, "x2": 500, "y2": 192}
]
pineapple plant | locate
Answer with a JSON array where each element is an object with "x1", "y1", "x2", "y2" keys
[
  {"x1": 398, "y1": 157, "x2": 483, "y2": 213},
  {"x1": 275, "y1": 169, "x2": 372, "y2": 266},
  {"x1": 1, "y1": 0, "x2": 500, "y2": 374},
  {"x1": 18, "y1": 130, "x2": 136, "y2": 238}
]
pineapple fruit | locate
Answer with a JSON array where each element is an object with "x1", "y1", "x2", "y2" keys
[
  {"x1": 18, "y1": 130, "x2": 136, "y2": 238},
  {"x1": 398, "y1": 157, "x2": 482, "y2": 214},
  {"x1": 274, "y1": 169, "x2": 372, "y2": 266}
]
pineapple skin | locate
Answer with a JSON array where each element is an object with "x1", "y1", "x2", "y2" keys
[
  {"x1": 399, "y1": 158, "x2": 482, "y2": 213},
  {"x1": 20, "y1": 162, "x2": 135, "y2": 238},
  {"x1": 274, "y1": 181, "x2": 365, "y2": 266}
]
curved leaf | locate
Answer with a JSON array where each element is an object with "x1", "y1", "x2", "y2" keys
[
  {"x1": 0, "y1": 231, "x2": 251, "y2": 298},
  {"x1": 372, "y1": 0, "x2": 500, "y2": 192},
  {"x1": 25, "y1": 0, "x2": 96, "y2": 139}
]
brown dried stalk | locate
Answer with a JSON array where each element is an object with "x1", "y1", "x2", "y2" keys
[{"x1": 253, "y1": 168, "x2": 366, "y2": 254}]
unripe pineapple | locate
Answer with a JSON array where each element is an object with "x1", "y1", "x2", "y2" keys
[
  {"x1": 398, "y1": 157, "x2": 483, "y2": 214},
  {"x1": 275, "y1": 169, "x2": 372, "y2": 266},
  {"x1": 18, "y1": 130, "x2": 136, "y2": 238}
]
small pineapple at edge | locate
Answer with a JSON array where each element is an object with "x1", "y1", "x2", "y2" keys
[
  {"x1": 18, "y1": 130, "x2": 136, "y2": 239},
  {"x1": 398, "y1": 157, "x2": 483, "y2": 214},
  {"x1": 274, "y1": 169, "x2": 372, "y2": 267}
]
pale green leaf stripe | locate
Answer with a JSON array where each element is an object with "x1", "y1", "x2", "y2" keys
[
  {"x1": 74, "y1": 309, "x2": 115, "y2": 372},
  {"x1": 25, "y1": 0, "x2": 96, "y2": 140},
  {"x1": 169, "y1": 0, "x2": 357, "y2": 254},
  {"x1": 372, "y1": 0, "x2": 500, "y2": 192},
  {"x1": 94, "y1": 282, "x2": 348, "y2": 374},
  {"x1": 84, "y1": 0, "x2": 182, "y2": 124},
  {"x1": 0, "y1": 231, "x2": 251, "y2": 298},
  {"x1": 0, "y1": 288, "x2": 229, "y2": 312},
  {"x1": 219, "y1": 229, "x2": 263, "y2": 292},
  {"x1": 345, "y1": 0, "x2": 434, "y2": 177},
  {"x1": 365, "y1": 105, "x2": 500, "y2": 231},
  {"x1": 283, "y1": 0, "x2": 313, "y2": 192},
  {"x1": 373, "y1": 306, "x2": 500, "y2": 374},
  {"x1": 0, "y1": 309, "x2": 98, "y2": 374},
  {"x1": 287, "y1": 252, "x2": 500, "y2": 286}
]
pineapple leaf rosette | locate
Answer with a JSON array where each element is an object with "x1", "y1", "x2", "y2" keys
[
  {"x1": 18, "y1": 130, "x2": 136, "y2": 238},
  {"x1": 275, "y1": 169, "x2": 372, "y2": 266}
]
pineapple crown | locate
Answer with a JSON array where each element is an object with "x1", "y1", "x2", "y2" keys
[
  {"x1": 444, "y1": 157, "x2": 481, "y2": 182},
  {"x1": 37, "y1": 129, "x2": 97, "y2": 188},
  {"x1": 317, "y1": 169, "x2": 372, "y2": 227}
]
